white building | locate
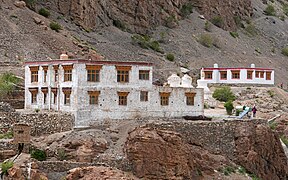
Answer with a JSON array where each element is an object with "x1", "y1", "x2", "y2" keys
[
  {"x1": 25, "y1": 55, "x2": 204, "y2": 127},
  {"x1": 199, "y1": 64, "x2": 274, "y2": 85}
]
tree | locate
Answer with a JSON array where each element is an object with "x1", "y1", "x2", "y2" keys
[
  {"x1": 0, "y1": 73, "x2": 20, "y2": 99},
  {"x1": 212, "y1": 86, "x2": 236, "y2": 102}
]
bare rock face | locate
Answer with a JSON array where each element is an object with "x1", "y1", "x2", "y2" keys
[
  {"x1": 66, "y1": 166, "x2": 138, "y2": 180},
  {"x1": 235, "y1": 124, "x2": 288, "y2": 180},
  {"x1": 125, "y1": 127, "x2": 231, "y2": 179},
  {"x1": 46, "y1": 0, "x2": 252, "y2": 33}
]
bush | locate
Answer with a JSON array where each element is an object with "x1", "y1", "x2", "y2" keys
[
  {"x1": 264, "y1": 5, "x2": 276, "y2": 16},
  {"x1": 283, "y1": 4, "x2": 288, "y2": 16},
  {"x1": 150, "y1": 41, "x2": 162, "y2": 53},
  {"x1": 212, "y1": 87, "x2": 236, "y2": 102},
  {"x1": 0, "y1": 131, "x2": 13, "y2": 139},
  {"x1": 0, "y1": 161, "x2": 13, "y2": 175},
  {"x1": 180, "y1": 3, "x2": 193, "y2": 18},
  {"x1": 198, "y1": 34, "x2": 213, "y2": 48},
  {"x1": 233, "y1": 16, "x2": 243, "y2": 28},
  {"x1": 131, "y1": 34, "x2": 163, "y2": 53},
  {"x1": 57, "y1": 149, "x2": 67, "y2": 161},
  {"x1": 0, "y1": 72, "x2": 20, "y2": 99},
  {"x1": 50, "y1": 22, "x2": 62, "y2": 32},
  {"x1": 113, "y1": 19, "x2": 126, "y2": 31},
  {"x1": 245, "y1": 24, "x2": 257, "y2": 37},
  {"x1": 24, "y1": 0, "x2": 36, "y2": 9},
  {"x1": 38, "y1": 8, "x2": 50, "y2": 18},
  {"x1": 267, "y1": 90, "x2": 275, "y2": 97},
  {"x1": 211, "y1": 16, "x2": 223, "y2": 28},
  {"x1": 238, "y1": 166, "x2": 247, "y2": 175},
  {"x1": 230, "y1": 31, "x2": 239, "y2": 38},
  {"x1": 269, "y1": 121, "x2": 277, "y2": 130},
  {"x1": 236, "y1": 109, "x2": 242, "y2": 116},
  {"x1": 166, "y1": 53, "x2": 175, "y2": 61},
  {"x1": 30, "y1": 148, "x2": 47, "y2": 161},
  {"x1": 281, "y1": 46, "x2": 288, "y2": 56},
  {"x1": 220, "y1": 166, "x2": 236, "y2": 176},
  {"x1": 204, "y1": 21, "x2": 212, "y2": 32},
  {"x1": 281, "y1": 135, "x2": 288, "y2": 146},
  {"x1": 224, "y1": 101, "x2": 234, "y2": 115}
]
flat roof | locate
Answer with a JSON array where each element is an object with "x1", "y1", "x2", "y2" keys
[
  {"x1": 202, "y1": 67, "x2": 274, "y2": 71},
  {"x1": 25, "y1": 59, "x2": 153, "y2": 66}
]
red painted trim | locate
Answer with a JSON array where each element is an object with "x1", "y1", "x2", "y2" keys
[
  {"x1": 25, "y1": 59, "x2": 153, "y2": 66},
  {"x1": 203, "y1": 67, "x2": 274, "y2": 71}
]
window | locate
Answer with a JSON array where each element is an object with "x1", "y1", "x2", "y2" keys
[
  {"x1": 220, "y1": 71, "x2": 227, "y2": 80},
  {"x1": 51, "y1": 88, "x2": 57, "y2": 104},
  {"x1": 160, "y1": 92, "x2": 170, "y2": 106},
  {"x1": 42, "y1": 66, "x2": 48, "y2": 83},
  {"x1": 231, "y1": 70, "x2": 240, "y2": 79},
  {"x1": 29, "y1": 88, "x2": 38, "y2": 104},
  {"x1": 139, "y1": 70, "x2": 150, "y2": 80},
  {"x1": 116, "y1": 66, "x2": 131, "y2": 83},
  {"x1": 140, "y1": 91, "x2": 148, "y2": 101},
  {"x1": 118, "y1": 92, "x2": 129, "y2": 106},
  {"x1": 204, "y1": 71, "x2": 213, "y2": 79},
  {"x1": 86, "y1": 65, "x2": 102, "y2": 82},
  {"x1": 54, "y1": 65, "x2": 59, "y2": 82},
  {"x1": 88, "y1": 91, "x2": 100, "y2": 105},
  {"x1": 41, "y1": 88, "x2": 48, "y2": 104},
  {"x1": 247, "y1": 70, "x2": 253, "y2": 79},
  {"x1": 255, "y1": 71, "x2": 264, "y2": 78},
  {"x1": 266, "y1": 72, "x2": 271, "y2": 80},
  {"x1": 185, "y1": 92, "x2": 196, "y2": 106},
  {"x1": 30, "y1": 66, "x2": 39, "y2": 83},
  {"x1": 63, "y1": 65, "x2": 73, "y2": 82},
  {"x1": 62, "y1": 88, "x2": 71, "y2": 105}
]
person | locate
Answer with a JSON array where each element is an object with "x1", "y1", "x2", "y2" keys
[{"x1": 252, "y1": 106, "x2": 257, "y2": 117}]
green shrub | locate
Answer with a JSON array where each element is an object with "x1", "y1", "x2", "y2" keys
[
  {"x1": 204, "y1": 21, "x2": 212, "y2": 32},
  {"x1": 212, "y1": 87, "x2": 236, "y2": 102},
  {"x1": 0, "y1": 161, "x2": 13, "y2": 175},
  {"x1": 50, "y1": 22, "x2": 62, "y2": 32},
  {"x1": 149, "y1": 41, "x2": 162, "y2": 53},
  {"x1": 224, "y1": 101, "x2": 234, "y2": 115},
  {"x1": 198, "y1": 34, "x2": 213, "y2": 48},
  {"x1": 281, "y1": 46, "x2": 288, "y2": 56},
  {"x1": 264, "y1": 5, "x2": 276, "y2": 16},
  {"x1": 166, "y1": 53, "x2": 175, "y2": 61},
  {"x1": 24, "y1": 0, "x2": 36, "y2": 9},
  {"x1": 233, "y1": 16, "x2": 243, "y2": 28},
  {"x1": 38, "y1": 8, "x2": 50, "y2": 18},
  {"x1": 57, "y1": 149, "x2": 67, "y2": 161},
  {"x1": 211, "y1": 16, "x2": 223, "y2": 28},
  {"x1": 165, "y1": 15, "x2": 178, "y2": 28},
  {"x1": 267, "y1": 90, "x2": 275, "y2": 97},
  {"x1": 280, "y1": 135, "x2": 288, "y2": 146},
  {"x1": 131, "y1": 34, "x2": 163, "y2": 53},
  {"x1": 269, "y1": 121, "x2": 277, "y2": 130},
  {"x1": 113, "y1": 19, "x2": 126, "y2": 31},
  {"x1": 230, "y1": 31, "x2": 239, "y2": 38},
  {"x1": 238, "y1": 166, "x2": 247, "y2": 175},
  {"x1": 236, "y1": 109, "x2": 242, "y2": 116},
  {"x1": 0, "y1": 72, "x2": 20, "y2": 99},
  {"x1": 283, "y1": 4, "x2": 288, "y2": 16},
  {"x1": 180, "y1": 3, "x2": 193, "y2": 18},
  {"x1": 0, "y1": 131, "x2": 13, "y2": 139},
  {"x1": 220, "y1": 166, "x2": 236, "y2": 176},
  {"x1": 245, "y1": 24, "x2": 257, "y2": 37},
  {"x1": 30, "y1": 148, "x2": 47, "y2": 161}
]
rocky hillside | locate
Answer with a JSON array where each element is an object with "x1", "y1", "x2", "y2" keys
[{"x1": 0, "y1": 0, "x2": 287, "y2": 85}]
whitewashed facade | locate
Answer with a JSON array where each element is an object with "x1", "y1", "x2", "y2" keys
[
  {"x1": 200, "y1": 64, "x2": 274, "y2": 85},
  {"x1": 25, "y1": 55, "x2": 204, "y2": 127}
]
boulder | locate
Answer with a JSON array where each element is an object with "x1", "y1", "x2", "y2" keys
[{"x1": 14, "y1": 1, "x2": 26, "y2": 8}]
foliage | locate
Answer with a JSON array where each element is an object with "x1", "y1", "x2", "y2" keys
[
  {"x1": 281, "y1": 46, "x2": 288, "y2": 56},
  {"x1": 280, "y1": 135, "x2": 288, "y2": 146},
  {"x1": 283, "y1": 4, "x2": 288, "y2": 16},
  {"x1": 198, "y1": 34, "x2": 213, "y2": 48},
  {"x1": 245, "y1": 24, "x2": 257, "y2": 37},
  {"x1": 165, "y1": 15, "x2": 178, "y2": 28},
  {"x1": 50, "y1": 22, "x2": 62, "y2": 32},
  {"x1": 230, "y1": 31, "x2": 239, "y2": 38},
  {"x1": 267, "y1": 90, "x2": 274, "y2": 97},
  {"x1": 204, "y1": 102, "x2": 209, "y2": 109},
  {"x1": 57, "y1": 149, "x2": 67, "y2": 161},
  {"x1": 212, "y1": 87, "x2": 236, "y2": 102},
  {"x1": 30, "y1": 148, "x2": 47, "y2": 161},
  {"x1": 204, "y1": 21, "x2": 212, "y2": 32},
  {"x1": 224, "y1": 100, "x2": 234, "y2": 115},
  {"x1": 113, "y1": 19, "x2": 126, "y2": 31},
  {"x1": 0, "y1": 161, "x2": 13, "y2": 175},
  {"x1": 0, "y1": 72, "x2": 20, "y2": 99},
  {"x1": 180, "y1": 3, "x2": 193, "y2": 18},
  {"x1": 264, "y1": 5, "x2": 276, "y2": 16},
  {"x1": 0, "y1": 131, "x2": 13, "y2": 139},
  {"x1": 166, "y1": 53, "x2": 175, "y2": 61},
  {"x1": 236, "y1": 109, "x2": 242, "y2": 116},
  {"x1": 131, "y1": 34, "x2": 163, "y2": 53},
  {"x1": 233, "y1": 16, "x2": 243, "y2": 28},
  {"x1": 24, "y1": 0, "x2": 36, "y2": 9},
  {"x1": 269, "y1": 121, "x2": 277, "y2": 130},
  {"x1": 238, "y1": 166, "x2": 247, "y2": 175},
  {"x1": 38, "y1": 8, "x2": 50, "y2": 18},
  {"x1": 211, "y1": 16, "x2": 223, "y2": 28},
  {"x1": 220, "y1": 166, "x2": 236, "y2": 176}
]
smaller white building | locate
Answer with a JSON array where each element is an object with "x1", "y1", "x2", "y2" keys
[{"x1": 200, "y1": 64, "x2": 274, "y2": 85}]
